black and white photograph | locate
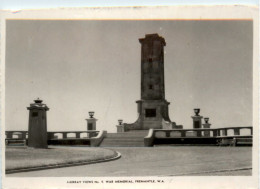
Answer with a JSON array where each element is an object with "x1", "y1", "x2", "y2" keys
[{"x1": 1, "y1": 5, "x2": 259, "y2": 189}]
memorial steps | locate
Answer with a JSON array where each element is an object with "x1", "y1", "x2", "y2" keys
[{"x1": 100, "y1": 130, "x2": 148, "y2": 147}]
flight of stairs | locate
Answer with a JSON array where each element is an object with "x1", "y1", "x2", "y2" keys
[{"x1": 99, "y1": 130, "x2": 148, "y2": 147}]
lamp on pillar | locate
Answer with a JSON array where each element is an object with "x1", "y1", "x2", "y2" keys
[
  {"x1": 194, "y1": 108, "x2": 200, "y2": 116},
  {"x1": 86, "y1": 111, "x2": 97, "y2": 131},
  {"x1": 202, "y1": 117, "x2": 211, "y2": 137},
  {"x1": 116, "y1": 119, "x2": 125, "y2": 133},
  {"x1": 191, "y1": 108, "x2": 203, "y2": 129},
  {"x1": 204, "y1": 117, "x2": 209, "y2": 124},
  {"x1": 89, "y1": 111, "x2": 94, "y2": 118},
  {"x1": 27, "y1": 98, "x2": 49, "y2": 148},
  {"x1": 118, "y1": 119, "x2": 123, "y2": 125}
]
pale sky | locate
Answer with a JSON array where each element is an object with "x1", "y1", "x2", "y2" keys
[{"x1": 6, "y1": 20, "x2": 252, "y2": 132}]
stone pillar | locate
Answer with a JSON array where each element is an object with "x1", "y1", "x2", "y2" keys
[
  {"x1": 6, "y1": 132, "x2": 13, "y2": 139},
  {"x1": 116, "y1": 119, "x2": 125, "y2": 133},
  {"x1": 234, "y1": 128, "x2": 240, "y2": 135},
  {"x1": 117, "y1": 125, "x2": 125, "y2": 133},
  {"x1": 76, "y1": 133, "x2": 80, "y2": 138},
  {"x1": 165, "y1": 131, "x2": 171, "y2": 137},
  {"x1": 222, "y1": 129, "x2": 227, "y2": 136},
  {"x1": 197, "y1": 130, "x2": 202, "y2": 137},
  {"x1": 203, "y1": 124, "x2": 211, "y2": 137},
  {"x1": 27, "y1": 98, "x2": 49, "y2": 148},
  {"x1": 191, "y1": 109, "x2": 203, "y2": 129},
  {"x1": 86, "y1": 111, "x2": 97, "y2": 131},
  {"x1": 21, "y1": 132, "x2": 27, "y2": 139},
  {"x1": 213, "y1": 130, "x2": 218, "y2": 137},
  {"x1": 181, "y1": 130, "x2": 186, "y2": 137},
  {"x1": 62, "y1": 133, "x2": 67, "y2": 139},
  {"x1": 202, "y1": 117, "x2": 211, "y2": 137}
]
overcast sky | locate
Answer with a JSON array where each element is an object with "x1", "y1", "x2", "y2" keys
[{"x1": 6, "y1": 20, "x2": 252, "y2": 132}]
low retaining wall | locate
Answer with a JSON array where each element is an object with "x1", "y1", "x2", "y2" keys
[
  {"x1": 144, "y1": 127, "x2": 253, "y2": 147},
  {"x1": 90, "y1": 130, "x2": 107, "y2": 147},
  {"x1": 154, "y1": 137, "x2": 218, "y2": 146}
]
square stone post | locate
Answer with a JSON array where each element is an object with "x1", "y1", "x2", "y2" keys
[
  {"x1": 27, "y1": 98, "x2": 49, "y2": 148},
  {"x1": 191, "y1": 108, "x2": 203, "y2": 129},
  {"x1": 191, "y1": 116, "x2": 203, "y2": 129},
  {"x1": 222, "y1": 129, "x2": 227, "y2": 136},
  {"x1": 86, "y1": 112, "x2": 97, "y2": 132},
  {"x1": 86, "y1": 118, "x2": 97, "y2": 131},
  {"x1": 21, "y1": 132, "x2": 27, "y2": 139},
  {"x1": 234, "y1": 128, "x2": 240, "y2": 135},
  {"x1": 117, "y1": 119, "x2": 126, "y2": 133},
  {"x1": 117, "y1": 124, "x2": 126, "y2": 133},
  {"x1": 213, "y1": 130, "x2": 218, "y2": 137},
  {"x1": 202, "y1": 117, "x2": 211, "y2": 137},
  {"x1": 165, "y1": 131, "x2": 171, "y2": 137},
  {"x1": 197, "y1": 130, "x2": 202, "y2": 137},
  {"x1": 76, "y1": 133, "x2": 80, "y2": 138},
  {"x1": 6, "y1": 132, "x2": 13, "y2": 139},
  {"x1": 181, "y1": 130, "x2": 186, "y2": 137},
  {"x1": 62, "y1": 133, "x2": 67, "y2": 139},
  {"x1": 202, "y1": 123, "x2": 211, "y2": 137}
]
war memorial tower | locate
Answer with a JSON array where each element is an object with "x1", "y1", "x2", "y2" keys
[{"x1": 122, "y1": 34, "x2": 182, "y2": 131}]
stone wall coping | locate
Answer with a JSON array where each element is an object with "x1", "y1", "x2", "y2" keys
[{"x1": 153, "y1": 126, "x2": 252, "y2": 131}]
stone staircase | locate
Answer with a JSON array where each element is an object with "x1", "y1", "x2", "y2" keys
[{"x1": 99, "y1": 130, "x2": 148, "y2": 147}]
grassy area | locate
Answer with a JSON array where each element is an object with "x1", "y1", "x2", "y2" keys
[{"x1": 6, "y1": 146, "x2": 117, "y2": 170}]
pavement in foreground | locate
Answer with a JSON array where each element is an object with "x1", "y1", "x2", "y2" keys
[{"x1": 8, "y1": 146, "x2": 252, "y2": 177}]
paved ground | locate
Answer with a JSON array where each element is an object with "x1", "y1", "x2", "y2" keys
[{"x1": 8, "y1": 146, "x2": 252, "y2": 177}]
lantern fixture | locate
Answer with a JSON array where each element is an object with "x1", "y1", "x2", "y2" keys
[
  {"x1": 89, "y1": 111, "x2": 95, "y2": 118},
  {"x1": 194, "y1": 108, "x2": 200, "y2": 116},
  {"x1": 118, "y1": 119, "x2": 123, "y2": 125},
  {"x1": 204, "y1": 117, "x2": 209, "y2": 124},
  {"x1": 34, "y1": 97, "x2": 43, "y2": 104}
]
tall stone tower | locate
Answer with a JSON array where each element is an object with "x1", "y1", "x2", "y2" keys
[
  {"x1": 140, "y1": 34, "x2": 166, "y2": 101},
  {"x1": 123, "y1": 34, "x2": 182, "y2": 131}
]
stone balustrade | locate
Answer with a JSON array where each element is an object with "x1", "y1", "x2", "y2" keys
[
  {"x1": 153, "y1": 126, "x2": 252, "y2": 138},
  {"x1": 5, "y1": 131, "x2": 28, "y2": 139},
  {"x1": 144, "y1": 126, "x2": 253, "y2": 147},
  {"x1": 5, "y1": 130, "x2": 100, "y2": 140}
]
